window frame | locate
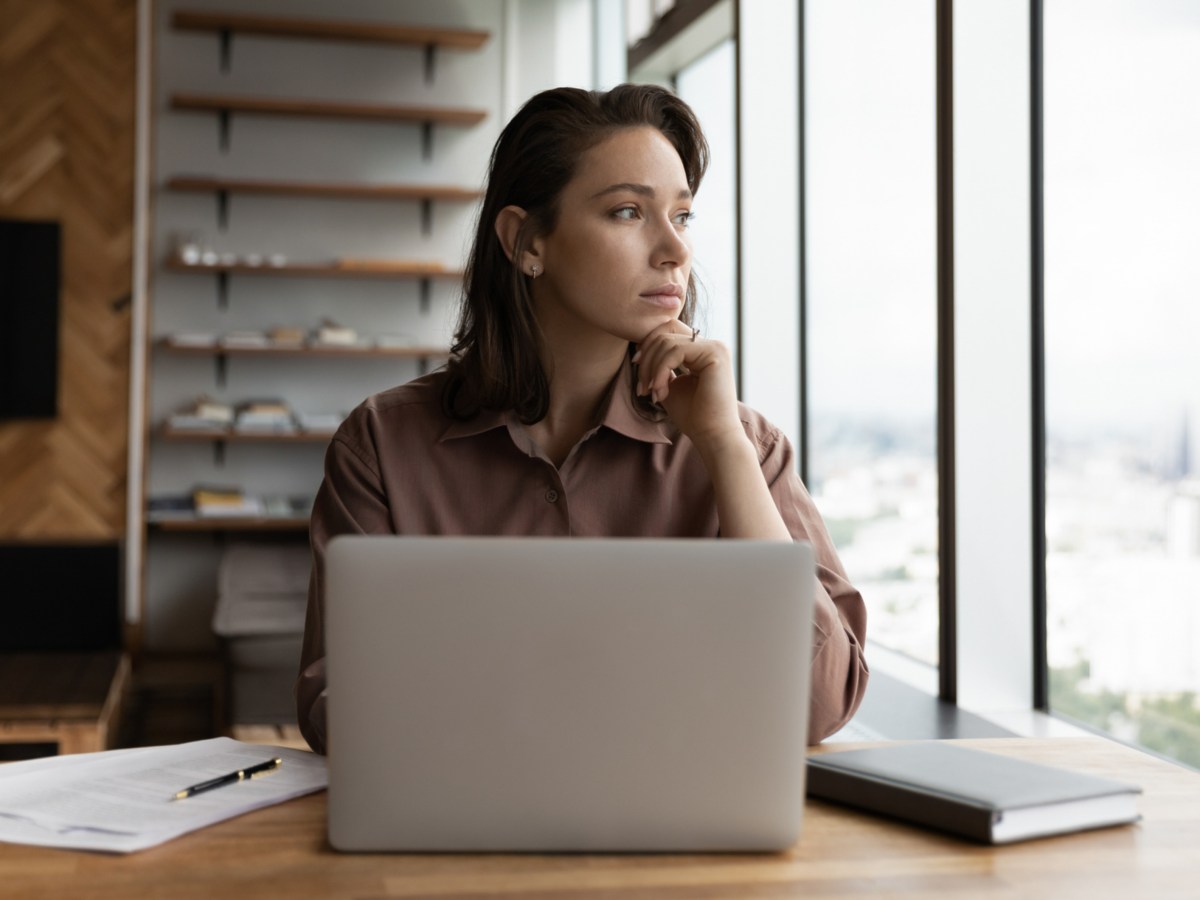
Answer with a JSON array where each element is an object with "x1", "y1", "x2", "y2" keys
[{"x1": 632, "y1": 0, "x2": 1058, "y2": 721}]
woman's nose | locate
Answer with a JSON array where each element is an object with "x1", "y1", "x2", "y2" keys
[{"x1": 651, "y1": 219, "x2": 691, "y2": 269}]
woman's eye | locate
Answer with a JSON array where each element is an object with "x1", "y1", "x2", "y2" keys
[
  {"x1": 613, "y1": 207, "x2": 638, "y2": 220},
  {"x1": 673, "y1": 211, "x2": 695, "y2": 227}
]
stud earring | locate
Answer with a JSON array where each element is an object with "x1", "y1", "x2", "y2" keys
[{"x1": 530, "y1": 264, "x2": 541, "y2": 278}]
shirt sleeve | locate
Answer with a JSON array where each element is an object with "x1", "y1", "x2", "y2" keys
[
  {"x1": 749, "y1": 419, "x2": 870, "y2": 743},
  {"x1": 296, "y1": 424, "x2": 393, "y2": 755}
]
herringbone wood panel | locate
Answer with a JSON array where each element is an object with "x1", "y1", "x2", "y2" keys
[{"x1": 0, "y1": 0, "x2": 136, "y2": 538}]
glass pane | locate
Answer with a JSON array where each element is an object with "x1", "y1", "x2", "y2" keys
[
  {"x1": 1045, "y1": 0, "x2": 1200, "y2": 766},
  {"x1": 805, "y1": 1, "x2": 939, "y2": 666},
  {"x1": 675, "y1": 39, "x2": 738, "y2": 372}
]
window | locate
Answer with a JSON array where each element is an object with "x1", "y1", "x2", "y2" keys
[
  {"x1": 804, "y1": 0, "x2": 939, "y2": 667},
  {"x1": 1045, "y1": 0, "x2": 1200, "y2": 765},
  {"x1": 674, "y1": 39, "x2": 738, "y2": 370}
]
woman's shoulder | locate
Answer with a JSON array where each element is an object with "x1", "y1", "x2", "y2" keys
[
  {"x1": 734, "y1": 401, "x2": 790, "y2": 460},
  {"x1": 332, "y1": 369, "x2": 451, "y2": 455},
  {"x1": 356, "y1": 368, "x2": 448, "y2": 416}
]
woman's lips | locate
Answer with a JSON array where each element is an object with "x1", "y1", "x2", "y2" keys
[{"x1": 640, "y1": 284, "x2": 683, "y2": 308}]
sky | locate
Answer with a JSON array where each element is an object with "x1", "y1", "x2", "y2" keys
[{"x1": 798, "y1": 0, "x2": 1200, "y2": 442}]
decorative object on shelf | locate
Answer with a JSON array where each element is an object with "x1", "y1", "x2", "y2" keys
[{"x1": 314, "y1": 320, "x2": 357, "y2": 347}]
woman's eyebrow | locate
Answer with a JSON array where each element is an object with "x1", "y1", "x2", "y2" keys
[{"x1": 589, "y1": 182, "x2": 692, "y2": 200}]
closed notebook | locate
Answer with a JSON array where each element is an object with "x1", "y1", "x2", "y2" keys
[{"x1": 806, "y1": 742, "x2": 1141, "y2": 844}]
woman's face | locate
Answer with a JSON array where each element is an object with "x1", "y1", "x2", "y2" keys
[{"x1": 528, "y1": 126, "x2": 694, "y2": 347}]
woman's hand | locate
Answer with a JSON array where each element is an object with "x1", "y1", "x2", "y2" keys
[
  {"x1": 632, "y1": 320, "x2": 744, "y2": 454},
  {"x1": 635, "y1": 319, "x2": 792, "y2": 542}
]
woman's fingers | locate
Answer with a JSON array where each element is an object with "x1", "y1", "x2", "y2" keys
[{"x1": 634, "y1": 324, "x2": 719, "y2": 404}]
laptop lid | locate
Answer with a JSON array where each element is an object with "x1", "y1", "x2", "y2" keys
[{"x1": 325, "y1": 536, "x2": 815, "y2": 852}]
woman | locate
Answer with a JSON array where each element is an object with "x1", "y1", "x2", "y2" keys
[{"x1": 296, "y1": 84, "x2": 867, "y2": 755}]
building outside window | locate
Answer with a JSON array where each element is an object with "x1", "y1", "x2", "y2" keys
[
  {"x1": 804, "y1": 0, "x2": 939, "y2": 668},
  {"x1": 1044, "y1": 0, "x2": 1200, "y2": 766}
]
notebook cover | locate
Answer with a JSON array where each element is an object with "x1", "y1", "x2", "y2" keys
[{"x1": 806, "y1": 741, "x2": 1141, "y2": 844}]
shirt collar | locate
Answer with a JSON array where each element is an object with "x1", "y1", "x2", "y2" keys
[
  {"x1": 600, "y1": 360, "x2": 674, "y2": 445},
  {"x1": 438, "y1": 361, "x2": 674, "y2": 446}
]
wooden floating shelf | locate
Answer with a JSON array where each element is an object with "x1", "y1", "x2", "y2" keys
[
  {"x1": 159, "y1": 338, "x2": 450, "y2": 359},
  {"x1": 165, "y1": 257, "x2": 462, "y2": 280},
  {"x1": 150, "y1": 516, "x2": 309, "y2": 533},
  {"x1": 170, "y1": 93, "x2": 487, "y2": 126},
  {"x1": 171, "y1": 11, "x2": 490, "y2": 50},
  {"x1": 159, "y1": 426, "x2": 336, "y2": 443},
  {"x1": 165, "y1": 176, "x2": 481, "y2": 203}
]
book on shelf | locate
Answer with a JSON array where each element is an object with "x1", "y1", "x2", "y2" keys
[
  {"x1": 146, "y1": 494, "x2": 196, "y2": 520},
  {"x1": 220, "y1": 330, "x2": 271, "y2": 349},
  {"x1": 234, "y1": 399, "x2": 295, "y2": 433},
  {"x1": 167, "y1": 395, "x2": 234, "y2": 431},
  {"x1": 806, "y1": 741, "x2": 1142, "y2": 845},
  {"x1": 262, "y1": 495, "x2": 313, "y2": 519},
  {"x1": 193, "y1": 486, "x2": 264, "y2": 517},
  {"x1": 168, "y1": 331, "x2": 217, "y2": 347},
  {"x1": 268, "y1": 325, "x2": 306, "y2": 346},
  {"x1": 168, "y1": 415, "x2": 230, "y2": 432}
]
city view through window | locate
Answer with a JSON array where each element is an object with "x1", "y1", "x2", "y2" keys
[
  {"x1": 681, "y1": 2, "x2": 1197, "y2": 768},
  {"x1": 805, "y1": 0, "x2": 1200, "y2": 770},
  {"x1": 1045, "y1": 0, "x2": 1200, "y2": 766},
  {"x1": 805, "y1": 1, "x2": 939, "y2": 668}
]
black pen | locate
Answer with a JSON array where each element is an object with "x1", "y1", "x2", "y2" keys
[{"x1": 171, "y1": 757, "x2": 283, "y2": 800}]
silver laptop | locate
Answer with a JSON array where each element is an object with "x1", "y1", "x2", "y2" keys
[{"x1": 324, "y1": 536, "x2": 815, "y2": 852}]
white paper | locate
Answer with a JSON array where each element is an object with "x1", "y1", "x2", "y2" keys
[{"x1": 0, "y1": 737, "x2": 327, "y2": 853}]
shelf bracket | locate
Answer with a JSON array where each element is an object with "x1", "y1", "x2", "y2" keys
[
  {"x1": 215, "y1": 352, "x2": 228, "y2": 389},
  {"x1": 421, "y1": 122, "x2": 433, "y2": 160},
  {"x1": 219, "y1": 28, "x2": 233, "y2": 74},
  {"x1": 418, "y1": 357, "x2": 429, "y2": 377},
  {"x1": 218, "y1": 109, "x2": 232, "y2": 154},
  {"x1": 420, "y1": 198, "x2": 433, "y2": 236},
  {"x1": 216, "y1": 189, "x2": 229, "y2": 231},
  {"x1": 423, "y1": 44, "x2": 437, "y2": 84},
  {"x1": 216, "y1": 271, "x2": 230, "y2": 309},
  {"x1": 212, "y1": 439, "x2": 226, "y2": 468},
  {"x1": 419, "y1": 277, "x2": 431, "y2": 314}
]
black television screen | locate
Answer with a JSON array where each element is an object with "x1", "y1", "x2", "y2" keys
[{"x1": 0, "y1": 218, "x2": 61, "y2": 419}]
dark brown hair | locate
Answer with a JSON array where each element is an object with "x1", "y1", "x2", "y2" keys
[{"x1": 443, "y1": 83, "x2": 709, "y2": 422}]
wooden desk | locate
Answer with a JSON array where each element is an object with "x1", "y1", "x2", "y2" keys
[{"x1": 1, "y1": 737, "x2": 1196, "y2": 898}]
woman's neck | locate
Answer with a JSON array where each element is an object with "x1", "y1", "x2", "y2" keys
[{"x1": 529, "y1": 338, "x2": 628, "y2": 468}]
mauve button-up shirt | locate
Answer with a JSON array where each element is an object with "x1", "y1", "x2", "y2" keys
[{"x1": 296, "y1": 364, "x2": 868, "y2": 754}]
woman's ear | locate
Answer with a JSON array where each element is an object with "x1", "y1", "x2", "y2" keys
[{"x1": 494, "y1": 205, "x2": 543, "y2": 277}]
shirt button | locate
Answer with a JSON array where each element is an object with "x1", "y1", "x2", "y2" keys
[{"x1": 545, "y1": 489, "x2": 559, "y2": 503}]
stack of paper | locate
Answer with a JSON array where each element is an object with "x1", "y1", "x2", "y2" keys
[{"x1": 0, "y1": 738, "x2": 326, "y2": 853}]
